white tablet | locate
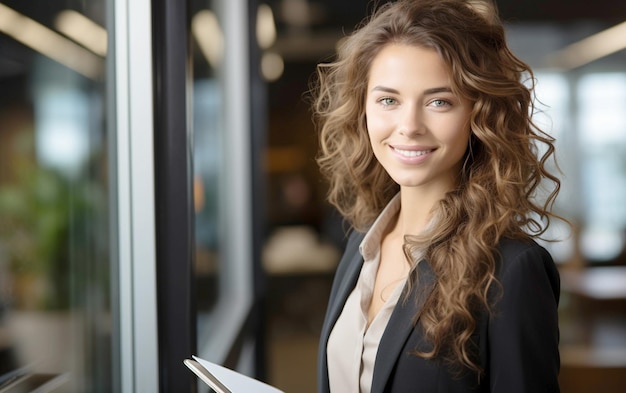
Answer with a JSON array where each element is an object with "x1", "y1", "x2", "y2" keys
[{"x1": 184, "y1": 356, "x2": 284, "y2": 393}]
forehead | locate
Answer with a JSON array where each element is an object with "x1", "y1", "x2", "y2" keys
[{"x1": 367, "y1": 44, "x2": 452, "y2": 89}]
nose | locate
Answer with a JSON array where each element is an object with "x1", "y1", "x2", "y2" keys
[{"x1": 398, "y1": 103, "x2": 424, "y2": 136}]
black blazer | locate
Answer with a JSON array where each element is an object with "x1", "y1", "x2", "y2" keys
[{"x1": 318, "y1": 230, "x2": 560, "y2": 393}]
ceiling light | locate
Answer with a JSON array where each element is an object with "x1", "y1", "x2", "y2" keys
[
  {"x1": 192, "y1": 10, "x2": 224, "y2": 68},
  {"x1": 261, "y1": 52, "x2": 284, "y2": 82},
  {"x1": 0, "y1": 4, "x2": 103, "y2": 79},
  {"x1": 55, "y1": 10, "x2": 108, "y2": 57},
  {"x1": 546, "y1": 20, "x2": 626, "y2": 69},
  {"x1": 256, "y1": 4, "x2": 276, "y2": 49}
]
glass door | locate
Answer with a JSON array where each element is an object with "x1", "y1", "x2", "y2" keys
[
  {"x1": 0, "y1": 1, "x2": 115, "y2": 391},
  {"x1": 153, "y1": 0, "x2": 263, "y2": 390},
  {"x1": 0, "y1": 1, "x2": 263, "y2": 391},
  {"x1": 190, "y1": 0, "x2": 265, "y2": 387}
]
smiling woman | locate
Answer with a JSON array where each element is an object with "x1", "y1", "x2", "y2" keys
[
  {"x1": 311, "y1": 1, "x2": 564, "y2": 392},
  {"x1": 365, "y1": 44, "x2": 471, "y2": 202}
]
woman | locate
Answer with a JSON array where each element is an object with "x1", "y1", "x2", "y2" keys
[{"x1": 311, "y1": 0, "x2": 562, "y2": 392}]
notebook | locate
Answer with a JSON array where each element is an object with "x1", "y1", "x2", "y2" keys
[{"x1": 184, "y1": 356, "x2": 284, "y2": 393}]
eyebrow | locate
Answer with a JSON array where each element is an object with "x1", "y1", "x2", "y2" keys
[{"x1": 370, "y1": 86, "x2": 453, "y2": 95}]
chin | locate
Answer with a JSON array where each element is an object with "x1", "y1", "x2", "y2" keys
[{"x1": 391, "y1": 177, "x2": 427, "y2": 188}]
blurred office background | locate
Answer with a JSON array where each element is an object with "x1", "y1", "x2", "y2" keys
[{"x1": 0, "y1": 0, "x2": 624, "y2": 392}]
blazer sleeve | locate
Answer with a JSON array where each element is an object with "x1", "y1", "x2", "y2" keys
[{"x1": 488, "y1": 241, "x2": 561, "y2": 393}]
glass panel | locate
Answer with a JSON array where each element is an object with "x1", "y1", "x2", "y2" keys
[
  {"x1": 191, "y1": 3, "x2": 222, "y2": 315},
  {"x1": 191, "y1": 0, "x2": 230, "y2": 365},
  {"x1": 576, "y1": 73, "x2": 626, "y2": 262},
  {"x1": 191, "y1": 0, "x2": 255, "y2": 368},
  {"x1": 0, "y1": 1, "x2": 114, "y2": 391}
]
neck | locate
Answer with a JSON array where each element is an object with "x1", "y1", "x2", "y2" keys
[{"x1": 394, "y1": 186, "x2": 447, "y2": 237}]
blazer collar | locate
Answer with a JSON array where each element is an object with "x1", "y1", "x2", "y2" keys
[{"x1": 371, "y1": 259, "x2": 437, "y2": 393}]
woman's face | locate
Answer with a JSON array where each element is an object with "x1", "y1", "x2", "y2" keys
[{"x1": 365, "y1": 44, "x2": 471, "y2": 196}]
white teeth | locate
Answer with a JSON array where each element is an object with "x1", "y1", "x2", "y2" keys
[{"x1": 394, "y1": 148, "x2": 433, "y2": 157}]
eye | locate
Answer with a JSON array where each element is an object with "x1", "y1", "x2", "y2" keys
[
  {"x1": 429, "y1": 99, "x2": 451, "y2": 108},
  {"x1": 378, "y1": 97, "x2": 398, "y2": 107}
]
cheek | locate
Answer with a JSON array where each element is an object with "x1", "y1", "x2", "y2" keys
[
  {"x1": 450, "y1": 128, "x2": 471, "y2": 156},
  {"x1": 365, "y1": 117, "x2": 385, "y2": 157},
  {"x1": 365, "y1": 110, "x2": 388, "y2": 139},
  {"x1": 441, "y1": 116, "x2": 471, "y2": 146},
  {"x1": 436, "y1": 123, "x2": 469, "y2": 157},
  {"x1": 365, "y1": 116, "x2": 377, "y2": 140},
  {"x1": 366, "y1": 126, "x2": 380, "y2": 155}
]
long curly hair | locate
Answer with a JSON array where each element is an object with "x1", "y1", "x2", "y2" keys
[{"x1": 312, "y1": 0, "x2": 562, "y2": 376}]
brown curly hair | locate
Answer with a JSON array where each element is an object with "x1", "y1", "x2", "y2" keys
[{"x1": 312, "y1": 0, "x2": 562, "y2": 376}]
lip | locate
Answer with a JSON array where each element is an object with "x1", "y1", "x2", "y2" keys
[{"x1": 389, "y1": 144, "x2": 436, "y2": 164}]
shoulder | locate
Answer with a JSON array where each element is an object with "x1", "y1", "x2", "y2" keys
[
  {"x1": 495, "y1": 237, "x2": 556, "y2": 277},
  {"x1": 496, "y1": 236, "x2": 551, "y2": 260},
  {"x1": 492, "y1": 236, "x2": 560, "y2": 307},
  {"x1": 484, "y1": 238, "x2": 561, "y2": 391}
]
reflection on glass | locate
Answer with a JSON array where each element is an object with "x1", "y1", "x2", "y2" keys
[
  {"x1": 192, "y1": 2, "x2": 222, "y2": 315},
  {"x1": 577, "y1": 73, "x2": 626, "y2": 262},
  {"x1": 0, "y1": 1, "x2": 113, "y2": 391},
  {"x1": 193, "y1": 79, "x2": 222, "y2": 312}
]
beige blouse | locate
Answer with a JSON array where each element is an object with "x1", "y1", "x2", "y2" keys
[{"x1": 327, "y1": 195, "x2": 422, "y2": 393}]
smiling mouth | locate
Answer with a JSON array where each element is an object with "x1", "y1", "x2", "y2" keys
[{"x1": 393, "y1": 147, "x2": 435, "y2": 157}]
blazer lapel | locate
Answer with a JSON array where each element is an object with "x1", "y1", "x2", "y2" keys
[{"x1": 370, "y1": 259, "x2": 437, "y2": 393}]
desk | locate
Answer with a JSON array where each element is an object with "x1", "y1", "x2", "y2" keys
[{"x1": 558, "y1": 265, "x2": 626, "y2": 376}]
